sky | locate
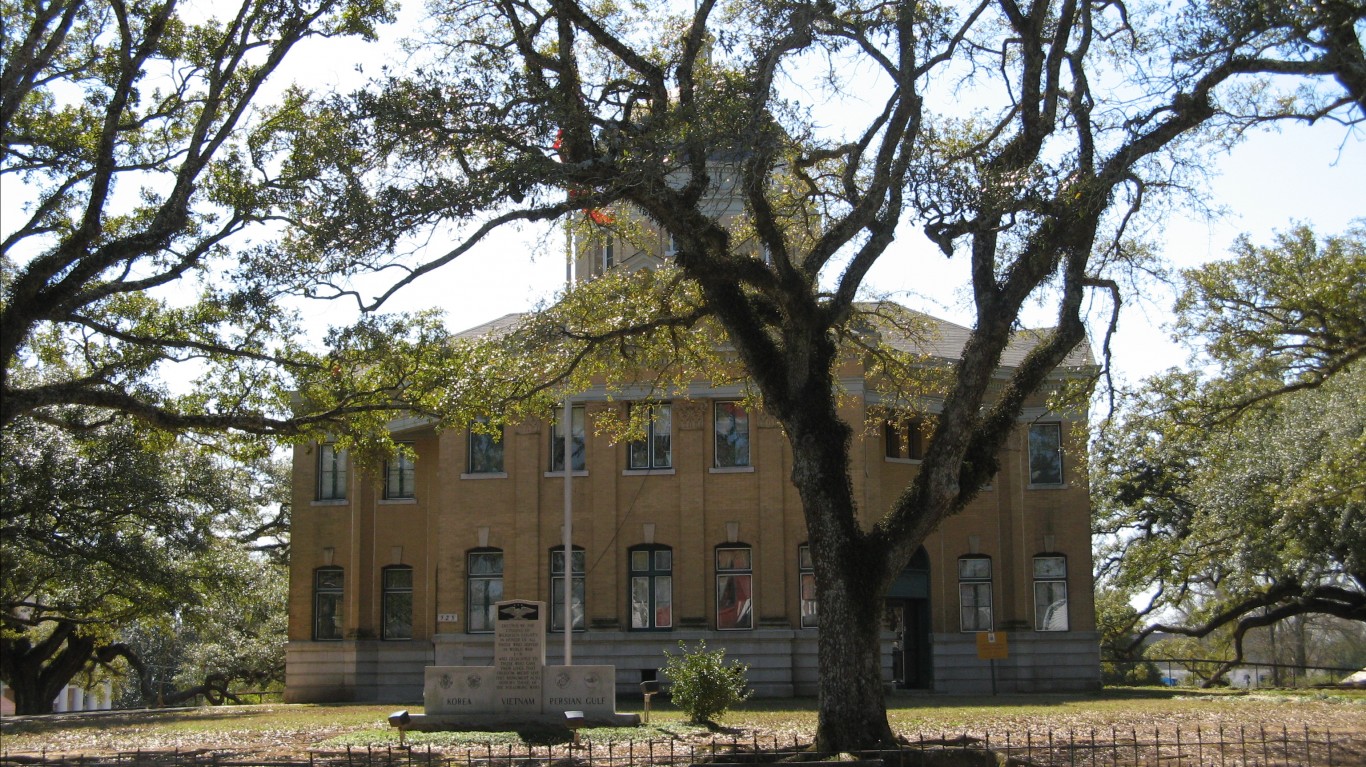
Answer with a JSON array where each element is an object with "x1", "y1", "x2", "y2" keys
[
  {"x1": 280, "y1": 5, "x2": 1363, "y2": 390},
  {"x1": 9, "y1": 2, "x2": 1364, "y2": 392}
]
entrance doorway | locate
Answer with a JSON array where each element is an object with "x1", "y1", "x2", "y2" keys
[{"x1": 886, "y1": 547, "x2": 932, "y2": 689}]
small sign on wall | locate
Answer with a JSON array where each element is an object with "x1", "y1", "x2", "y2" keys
[
  {"x1": 976, "y1": 631, "x2": 1009, "y2": 660},
  {"x1": 438, "y1": 613, "x2": 459, "y2": 623}
]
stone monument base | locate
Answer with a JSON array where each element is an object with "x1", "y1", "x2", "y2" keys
[{"x1": 404, "y1": 710, "x2": 641, "y2": 731}]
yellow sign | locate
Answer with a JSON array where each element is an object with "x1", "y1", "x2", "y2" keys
[{"x1": 976, "y1": 631, "x2": 1009, "y2": 660}]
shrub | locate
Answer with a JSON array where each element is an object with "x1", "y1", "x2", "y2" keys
[{"x1": 662, "y1": 640, "x2": 751, "y2": 725}]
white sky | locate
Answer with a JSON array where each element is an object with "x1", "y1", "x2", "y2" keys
[
  {"x1": 8, "y1": 3, "x2": 1363, "y2": 392},
  {"x1": 284, "y1": 6, "x2": 1364, "y2": 388}
]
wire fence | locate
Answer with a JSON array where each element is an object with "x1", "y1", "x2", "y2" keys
[{"x1": 3, "y1": 726, "x2": 1362, "y2": 767}]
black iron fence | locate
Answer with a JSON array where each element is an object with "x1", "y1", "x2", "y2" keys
[{"x1": 3, "y1": 727, "x2": 1363, "y2": 767}]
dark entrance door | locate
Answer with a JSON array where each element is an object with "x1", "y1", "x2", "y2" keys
[{"x1": 886, "y1": 547, "x2": 932, "y2": 689}]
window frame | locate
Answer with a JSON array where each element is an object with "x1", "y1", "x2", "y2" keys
[
  {"x1": 1027, "y1": 422, "x2": 1064, "y2": 487},
  {"x1": 627, "y1": 403, "x2": 672, "y2": 470},
  {"x1": 1033, "y1": 554, "x2": 1069, "y2": 631},
  {"x1": 798, "y1": 544, "x2": 817, "y2": 629},
  {"x1": 715, "y1": 544, "x2": 754, "y2": 631},
  {"x1": 957, "y1": 556, "x2": 993, "y2": 632},
  {"x1": 466, "y1": 548, "x2": 504, "y2": 634},
  {"x1": 550, "y1": 546, "x2": 586, "y2": 632},
  {"x1": 316, "y1": 443, "x2": 348, "y2": 501},
  {"x1": 381, "y1": 565, "x2": 413, "y2": 640},
  {"x1": 713, "y1": 401, "x2": 751, "y2": 468},
  {"x1": 549, "y1": 405, "x2": 586, "y2": 473},
  {"x1": 467, "y1": 418, "x2": 505, "y2": 475},
  {"x1": 628, "y1": 544, "x2": 673, "y2": 631},
  {"x1": 313, "y1": 567, "x2": 344, "y2": 641},
  {"x1": 384, "y1": 443, "x2": 416, "y2": 499},
  {"x1": 884, "y1": 416, "x2": 926, "y2": 461}
]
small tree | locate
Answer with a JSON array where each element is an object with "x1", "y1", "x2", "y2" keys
[{"x1": 662, "y1": 641, "x2": 751, "y2": 726}]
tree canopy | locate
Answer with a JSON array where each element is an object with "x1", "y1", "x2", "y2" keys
[
  {"x1": 0, "y1": 0, "x2": 422, "y2": 436},
  {"x1": 0, "y1": 417, "x2": 290, "y2": 713},
  {"x1": 275, "y1": 0, "x2": 1363, "y2": 749},
  {"x1": 1093, "y1": 224, "x2": 1366, "y2": 683}
]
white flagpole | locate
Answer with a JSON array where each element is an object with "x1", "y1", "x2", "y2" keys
[{"x1": 563, "y1": 224, "x2": 575, "y2": 666}]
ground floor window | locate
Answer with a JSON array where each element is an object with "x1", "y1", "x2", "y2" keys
[
  {"x1": 381, "y1": 566, "x2": 413, "y2": 640},
  {"x1": 629, "y1": 544, "x2": 673, "y2": 630},
  {"x1": 958, "y1": 556, "x2": 993, "y2": 632},
  {"x1": 314, "y1": 567, "x2": 344, "y2": 640},
  {"x1": 467, "y1": 549, "x2": 503, "y2": 633},
  {"x1": 798, "y1": 544, "x2": 817, "y2": 628},
  {"x1": 1033, "y1": 555, "x2": 1069, "y2": 631},
  {"x1": 716, "y1": 545, "x2": 753, "y2": 630},
  {"x1": 551, "y1": 547, "x2": 585, "y2": 632}
]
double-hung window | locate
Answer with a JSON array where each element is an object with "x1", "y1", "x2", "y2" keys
[
  {"x1": 629, "y1": 545, "x2": 673, "y2": 630},
  {"x1": 958, "y1": 556, "x2": 993, "y2": 632},
  {"x1": 467, "y1": 549, "x2": 503, "y2": 633},
  {"x1": 714, "y1": 402, "x2": 750, "y2": 468},
  {"x1": 317, "y1": 443, "x2": 347, "y2": 500},
  {"x1": 468, "y1": 418, "x2": 504, "y2": 474},
  {"x1": 313, "y1": 567, "x2": 344, "y2": 640},
  {"x1": 628, "y1": 404, "x2": 671, "y2": 470},
  {"x1": 798, "y1": 544, "x2": 817, "y2": 628},
  {"x1": 1028, "y1": 423, "x2": 1064, "y2": 486},
  {"x1": 550, "y1": 547, "x2": 585, "y2": 632},
  {"x1": 1033, "y1": 555, "x2": 1069, "y2": 631},
  {"x1": 716, "y1": 545, "x2": 753, "y2": 630},
  {"x1": 384, "y1": 444, "x2": 416, "y2": 499},
  {"x1": 550, "y1": 406, "x2": 586, "y2": 472},
  {"x1": 381, "y1": 566, "x2": 413, "y2": 640}
]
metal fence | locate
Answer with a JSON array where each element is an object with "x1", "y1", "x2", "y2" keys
[{"x1": 3, "y1": 726, "x2": 1363, "y2": 767}]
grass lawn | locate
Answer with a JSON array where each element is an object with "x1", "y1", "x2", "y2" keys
[{"x1": 1, "y1": 688, "x2": 1362, "y2": 757}]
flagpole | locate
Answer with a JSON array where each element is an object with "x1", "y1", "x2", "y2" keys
[{"x1": 563, "y1": 221, "x2": 574, "y2": 666}]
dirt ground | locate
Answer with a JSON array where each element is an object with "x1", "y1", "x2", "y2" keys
[{"x1": 1, "y1": 691, "x2": 1363, "y2": 760}]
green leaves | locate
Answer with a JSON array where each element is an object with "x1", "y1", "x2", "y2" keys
[{"x1": 1093, "y1": 225, "x2": 1365, "y2": 658}]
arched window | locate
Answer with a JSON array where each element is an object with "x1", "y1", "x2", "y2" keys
[
  {"x1": 313, "y1": 567, "x2": 344, "y2": 641},
  {"x1": 467, "y1": 549, "x2": 503, "y2": 633},
  {"x1": 550, "y1": 546, "x2": 585, "y2": 632},
  {"x1": 798, "y1": 544, "x2": 817, "y2": 628},
  {"x1": 1033, "y1": 554, "x2": 1069, "y2": 631},
  {"x1": 381, "y1": 565, "x2": 413, "y2": 640},
  {"x1": 628, "y1": 544, "x2": 673, "y2": 630},
  {"x1": 957, "y1": 556, "x2": 993, "y2": 632},
  {"x1": 715, "y1": 544, "x2": 753, "y2": 630}
]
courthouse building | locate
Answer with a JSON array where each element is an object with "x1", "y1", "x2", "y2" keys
[{"x1": 284, "y1": 241, "x2": 1102, "y2": 702}]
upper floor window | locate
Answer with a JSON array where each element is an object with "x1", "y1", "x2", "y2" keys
[
  {"x1": 384, "y1": 444, "x2": 416, "y2": 499},
  {"x1": 1033, "y1": 555, "x2": 1069, "y2": 631},
  {"x1": 714, "y1": 402, "x2": 751, "y2": 468},
  {"x1": 313, "y1": 567, "x2": 344, "y2": 641},
  {"x1": 716, "y1": 545, "x2": 753, "y2": 630},
  {"x1": 958, "y1": 556, "x2": 993, "y2": 632},
  {"x1": 467, "y1": 549, "x2": 503, "y2": 633},
  {"x1": 550, "y1": 405, "x2": 586, "y2": 472},
  {"x1": 381, "y1": 566, "x2": 413, "y2": 640},
  {"x1": 628, "y1": 404, "x2": 672, "y2": 470},
  {"x1": 885, "y1": 416, "x2": 926, "y2": 461},
  {"x1": 602, "y1": 238, "x2": 615, "y2": 271},
  {"x1": 798, "y1": 544, "x2": 817, "y2": 628},
  {"x1": 550, "y1": 546, "x2": 586, "y2": 632},
  {"x1": 1028, "y1": 423, "x2": 1064, "y2": 486},
  {"x1": 317, "y1": 443, "x2": 347, "y2": 500},
  {"x1": 468, "y1": 418, "x2": 504, "y2": 474},
  {"x1": 629, "y1": 544, "x2": 673, "y2": 630}
]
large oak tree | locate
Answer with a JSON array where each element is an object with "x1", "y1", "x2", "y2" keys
[{"x1": 280, "y1": 0, "x2": 1364, "y2": 750}]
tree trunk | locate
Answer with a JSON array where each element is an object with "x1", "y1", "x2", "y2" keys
[
  {"x1": 1, "y1": 624, "x2": 98, "y2": 715},
  {"x1": 813, "y1": 560, "x2": 895, "y2": 750}
]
